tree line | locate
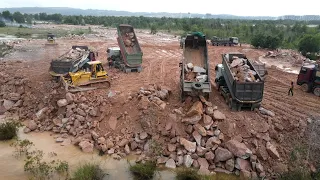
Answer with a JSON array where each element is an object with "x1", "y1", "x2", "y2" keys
[{"x1": 0, "y1": 10, "x2": 319, "y2": 58}]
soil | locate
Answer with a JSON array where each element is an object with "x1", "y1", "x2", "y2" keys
[{"x1": 1, "y1": 24, "x2": 319, "y2": 178}]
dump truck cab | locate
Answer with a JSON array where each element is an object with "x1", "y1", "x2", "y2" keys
[
  {"x1": 230, "y1": 37, "x2": 239, "y2": 45},
  {"x1": 297, "y1": 63, "x2": 320, "y2": 95}
]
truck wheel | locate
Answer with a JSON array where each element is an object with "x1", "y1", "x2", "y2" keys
[
  {"x1": 313, "y1": 87, "x2": 320, "y2": 96},
  {"x1": 301, "y1": 83, "x2": 311, "y2": 92}
]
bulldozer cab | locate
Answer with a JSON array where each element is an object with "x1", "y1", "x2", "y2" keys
[
  {"x1": 87, "y1": 61, "x2": 106, "y2": 78},
  {"x1": 47, "y1": 33, "x2": 55, "y2": 41}
]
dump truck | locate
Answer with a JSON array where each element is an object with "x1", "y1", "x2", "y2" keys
[
  {"x1": 180, "y1": 32, "x2": 211, "y2": 101},
  {"x1": 49, "y1": 46, "x2": 97, "y2": 78},
  {"x1": 251, "y1": 61, "x2": 268, "y2": 81},
  {"x1": 297, "y1": 62, "x2": 320, "y2": 96},
  {"x1": 106, "y1": 47, "x2": 124, "y2": 70},
  {"x1": 215, "y1": 53, "x2": 264, "y2": 111},
  {"x1": 116, "y1": 24, "x2": 143, "y2": 73},
  {"x1": 211, "y1": 36, "x2": 239, "y2": 46}
]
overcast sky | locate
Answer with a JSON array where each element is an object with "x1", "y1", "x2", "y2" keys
[{"x1": 1, "y1": 0, "x2": 319, "y2": 16}]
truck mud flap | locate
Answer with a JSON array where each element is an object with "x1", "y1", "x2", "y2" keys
[{"x1": 123, "y1": 66, "x2": 142, "y2": 73}]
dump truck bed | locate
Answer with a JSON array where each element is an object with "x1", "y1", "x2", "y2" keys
[
  {"x1": 117, "y1": 24, "x2": 143, "y2": 67},
  {"x1": 181, "y1": 32, "x2": 211, "y2": 97},
  {"x1": 49, "y1": 46, "x2": 90, "y2": 76},
  {"x1": 222, "y1": 53, "x2": 264, "y2": 103}
]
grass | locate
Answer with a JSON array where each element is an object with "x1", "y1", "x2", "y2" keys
[
  {"x1": 0, "y1": 121, "x2": 21, "y2": 140},
  {"x1": 278, "y1": 170, "x2": 313, "y2": 180},
  {"x1": 176, "y1": 168, "x2": 240, "y2": 180},
  {"x1": 129, "y1": 161, "x2": 157, "y2": 180},
  {"x1": 72, "y1": 162, "x2": 105, "y2": 180},
  {"x1": 0, "y1": 26, "x2": 91, "y2": 39}
]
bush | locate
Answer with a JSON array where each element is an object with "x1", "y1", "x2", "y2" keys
[
  {"x1": 0, "y1": 20, "x2": 5, "y2": 27},
  {"x1": 129, "y1": 161, "x2": 156, "y2": 180},
  {"x1": 0, "y1": 121, "x2": 21, "y2": 140},
  {"x1": 10, "y1": 139, "x2": 34, "y2": 157},
  {"x1": 176, "y1": 168, "x2": 201, "y2": 180},
  {"x1": 279, "y1": 170, "x2": 313, "y2": 180},
  {"x1": 72, "y1": 163, "x2": 105, "y2": 180}
]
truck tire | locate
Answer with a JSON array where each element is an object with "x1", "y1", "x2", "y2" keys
[
  {"x1": 301, "y1": 83, "x2": 311, "y2": 92},
  {"x1": 313, "y1": 87, "x2": 320, "y2": 96}
]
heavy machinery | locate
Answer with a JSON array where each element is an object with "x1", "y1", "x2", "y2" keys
[
  {"x1": 251, "y1": 61, "x2": 268, "y2": 81},
  {"x1": 107, "y1": 47, "x2": 124, "y2": 70},
  {"x1": 49, "y1": 46, "x2": 97, "y2": 78},
  {"x1": 215, "y1": 53, "x2": 264, "y2": 111},
  {"x1": 180, "y1": 37, "x2": 186, "y2": 49},
  {"x1": 45, "y1": 33, "x2": 58, "y2": 46},
  {"x1": 180, "y1": 32, "x2": 211, "y2": 101},
  {"x1": 61, "y1": 60, "x2": 110, "y2": 93},
  {"x1": 211, "y1": 36, "x2": 239, "y2": 46},
  {"x1": 116, "y1": 24, "x2": 143, "y2": 73},
  {"x1": 297, "y1": 63, "x2": 320, "y2": 96}
]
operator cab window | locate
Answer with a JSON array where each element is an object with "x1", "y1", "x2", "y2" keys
[{"x1": 300, "y1": 68, "x2": 307, "y2": 74}]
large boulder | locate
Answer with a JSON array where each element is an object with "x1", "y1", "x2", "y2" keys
[
  {"x1": 225, "y1": 158, "x2": 235, "y2": 171},
  {"x1": 213, "y1": 110, "x2": 226, "y2": 120},
  {"x1": 57, "y1": 99, "x2": 68, "y2": 107},
  {"x1": 27, "y1": 120, "x2": 38, "y2": 131},
  {"x1": 3, "y1": 99, "x2": 14, "y2": 110},
  {"x1": 186, "y1": 101, "x2": 203, "y2": 117},
  {"x1": 182, "y1": 115, "x2": 202, "y2": 124},
  {"x1": 235, "y1": 158, "x2": 252, "y2": 171},
  {"x1": 214, "y1": 147, "x2": 233, "y2": 162},
  {"x1": 192, "y1": 131, "x2": 202, "y2": 146},
  {"x1": 8, "y1": 93, "x2": 21, "y2": 101},
  {"x1": 194, "y1": 124, "x2": 207, "y2": 136},
  {"x1": 225, "y1": 139, "x2": 252, "y2": 159},
  {"x1": 79, "y1": 141, "x2": 94, "y2": 153},
  {"x1": 180, "y1": 137, "x2": 196, "y2": 153},
  {"x1": 184, "y1": 155, "x2": 194, "y2": 168},
  {"x1": 165, "y1": 159, "x2": 176, "y2": 169}
]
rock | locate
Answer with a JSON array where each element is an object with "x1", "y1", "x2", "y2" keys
[
  {"x1": 107, "y1": 148, "x2": 115, "y2": 155},
  {"x1": 205, "y1": 107, "x2": 214, "y2": 115},
  {"x1": 124, "y1": 144, "x2": 131, "y2": 154},
  {"x1": 61, "y1": 118, "x2": 69, "y2": 124},
  {"x1": 165, "y1": 122, "x2": 172, "y2": 131},
  {"x1": 257, "y1": 146, "x2": 269, "y2": 161},
  {"x1": 251, "y1": 172, "x2": 259, "y2": 180},
  {"x1": 27, "y1": 120, "x2": 37, "y2": 131},
  {"x1": 14, "y1": 100, "x2": 23, "y2": 107},
  {"x1": 97, "y1": 137, "x2": 106, "y2": 145},
  {"x1": 225, "y1": 158, "x2": 235, "y2": 171},
  {"x1": 76, "y1": 108, "x2": 86, "y2": 117},
  {"x1": 214, "y1": 147, "x2": 233, "y2": 162},
  {"x1": 108, "y1": 116, "x2": 117, "y2": 130},
  {"x1": 186, "y1": 101, "x2": 203, "y2": 117},
  {"x1": 196, "y1": 146, "x2": 207, "y2": 156},
  {"x1": 130, "y1": 141, "x2": 138, "y2": 150},
  {"x1": 23, "y1": 127, "x2": 31, "y2": 133},
  {"x1": 266, "y1": 142, "x2": 280, "y2": 159},
  {"x1": 206, "y1": 137, "x2": 221, "y2": 148},
  {"x1": 165, "y1": 159, "x2": 176, "y2": 169},
  {"x1": 168, "y1": 144, "x2": 176, "y2": 152},
  {"x1": 198, "y1": 158, "x2": 209, "y2": 168},
  {"x1": 66, "y1": 93, "x2": 74, "y2": 103},
  {"x1": 56, "y1": 137, "x2": 64, "y2": 143},
  {"x1": 180, "y1": 138, "x2": 196, "y2": 153},
  {"x1": 205, "y1": 151, "x2": 215, "y2": 161},
  {"x1": 35, "y1": 107, "x2": 48, "y2": 120},
  {"x1": 256, "y1": 163, "x2": 264, "y2": 173},
  {"x1": 138, "y1": 96, "x2": 149, "y2": 110},
  {"x1": 182, "y1": 114, "x2": 202, "y2": 124},
  {"x1": 273, "y1": 162, "x2": 288, "y2": 173},
  {"x1": 79, "y1": 141, "x2": 94, "y2": 153},
  {"x1": 157, "y1": 156, "x2": 169, "y2": 164},
  {"x1": 225, "y1": 139, "x2": 252, "y2": 159},
  {"x1": 203, "y1": 114, "x2": 213, "y2": 125},
  {"x1": 198, "y1": 166, "x2": 211, "y2": 175},
  {"x1": 112, "y1": 154, "x2": 121, "y2": 160},
  {"x1": 214, "y1": 129, "x2": 221, "y2": 136},
  {"x1": 140, "y1": 132, "x2": 148, "y2": 140},
  {"x1": 61, "y1": 139, "x2": 71, "y2": 146},
  {"x1": 118, "y1": 139, "x2": 129, "y2": 147},
  {"x1": 173, "y1": 109, "x2": 183, "y2": 115},
  {"x1": 177, "y1": 156, "x2": 184, "y2": 166},
  {"x1": 192, "y1": 159, "x2": 200, "y2": 168},
  {"x1": 194, "y1": 124, "x2": 207, "y2": 136},
  {"x1": 3, "y1": 99, "x2": 14, "y2": 110},
  {"x1": 186, "y1": 125, "x2": 193, "y2": 134},
  {"x1": 8, "y1": 93, "x2": 21, "y2": 101},
  {"x1": 218, "y1": 133, "x2": 224, "y2": 141},
  {"x1": 235, "y1": 158, "x2": 252, "y2": 171},
  {"x1": 214, "y1": 168, "x2": 232, "y2": 174},
  {"x1": 184, "y1": 155, "x2": 194, "y2": 168},
  {"x1": 89, "y1": 108, "x2": 98, "y2": 117},
  {"x1": 259, "y1": 107, "x2": 275, "y2": 117},
  {"x1": 53, "y1": 119, "x2": 62, "y2": 126},
  {"x1": 240, "y1": 170, "x2": 252, "y2": 180},
  {"x1": 213, "y1": 110, "x2": 226, "y2": 120},
  {"x1": 75, "y1": 115, "x2": 85, "y2": 122},
  {"x1": 192, "y1": 131, "x2": 202, "y2": 146},
  {"x1": 57, "y1": 99, "x2": 68, "y2": 107}
]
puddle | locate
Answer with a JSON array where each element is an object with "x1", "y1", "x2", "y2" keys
[{"x1": 0, "y1": 129, "x2": 176, "y2": 180}]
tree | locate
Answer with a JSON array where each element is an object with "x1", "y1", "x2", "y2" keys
[
  {"x1": 13, "y1": 12, "x2": 25, "y2": 23},
  {"x1": 2, "y1": 10, "x2": 12, "y2": 21},
  {"x1": 150, "y1": 25, "x2": 157, "y2": 34},
  {"x1": 0, "y1": 20, "x2": 5, "y2": 27},
  {"x1": 298, "y1": 34, "x2": 320, "y2": 56}
]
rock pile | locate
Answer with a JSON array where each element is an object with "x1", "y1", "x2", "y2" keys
[
  {"x1": 229, "y1": 57, "x2": 260, "y2": 82},
  {"x1": 264, "y1": 50, "x2": 307, "y2": 66},
  {"x1": 184, "y1": 63, "x2": 208, "y2": 82},
  {"x1": 61, "y1": 34, "x2": 86, "y2": 40}
]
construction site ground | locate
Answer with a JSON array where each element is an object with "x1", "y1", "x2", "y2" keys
[{"x1": 1, "y1": 24, "x2": 319, "y2": 178}]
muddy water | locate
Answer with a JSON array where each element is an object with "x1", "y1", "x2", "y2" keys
[{"x1": 0, "y1": 129, "x2": 176, "y2": 180}]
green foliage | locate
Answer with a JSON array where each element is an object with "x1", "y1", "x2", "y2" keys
[
  {"x1": 176, "y1": 168, "x2": 201, "y2": 180},
  {"x1": 150, "y1": 25, "x2": 157, "y2": 34},
  {"x1": 0, "y1": 121, "x2": 21, "y2": 140},
  {"x1": 24, "y1": 150, "x2": 69, "y2": 180},
  {"x1": 129, "y1": 161, "x2": 157, "y2": 180},
  {"x1": 10, "y1": 139, "x2": 34, "y2": 157},
  {"x1": 0, "y1": 20, "x2": 5, "y2": 27},
  {"x1": 298, "y1": 34, "x2": 320, "y2": 56},
  {"x1": 278, "y1": 170, "x2": 313, "y2": 180},
  {"x1": 72, "y1": 162, "x2": 105, "y2": 180},
  {"x1": 13, "y1": 11, "x2": 25, "y2": 23},
  {"x1": 251, "y1": 33, "x2": 282, "y2": 49},
  {"x1": 2, "y1": 10, "x2": 12, "y2": 21}
]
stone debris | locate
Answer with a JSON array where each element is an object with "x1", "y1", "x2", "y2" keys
[
  {"x1": 228, "y1": 56, "x2": 260, "y2": 82},
  {"x1": 266, "y1": 142, "x2": 280, "y2": 159}
]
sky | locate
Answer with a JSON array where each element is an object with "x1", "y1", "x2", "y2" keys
[{"x1": 0, "y1": 0, "x2": 320, "y2": 16}]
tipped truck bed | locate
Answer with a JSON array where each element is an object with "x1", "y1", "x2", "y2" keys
[{"x1": 117, "y1": 24, "x2": 143, "y2": 67}]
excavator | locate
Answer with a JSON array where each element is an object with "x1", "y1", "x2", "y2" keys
[{"x1": 60, "y1": 60, "x2": 110, "y2": 93}]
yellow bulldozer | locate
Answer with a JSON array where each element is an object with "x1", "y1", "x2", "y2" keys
[
  {"x1": 45, "y1": 33, "x2": 58, "y2": 46},
  {"x1": 61, "y1": 60, "x2": 111, "y2": 92}
]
